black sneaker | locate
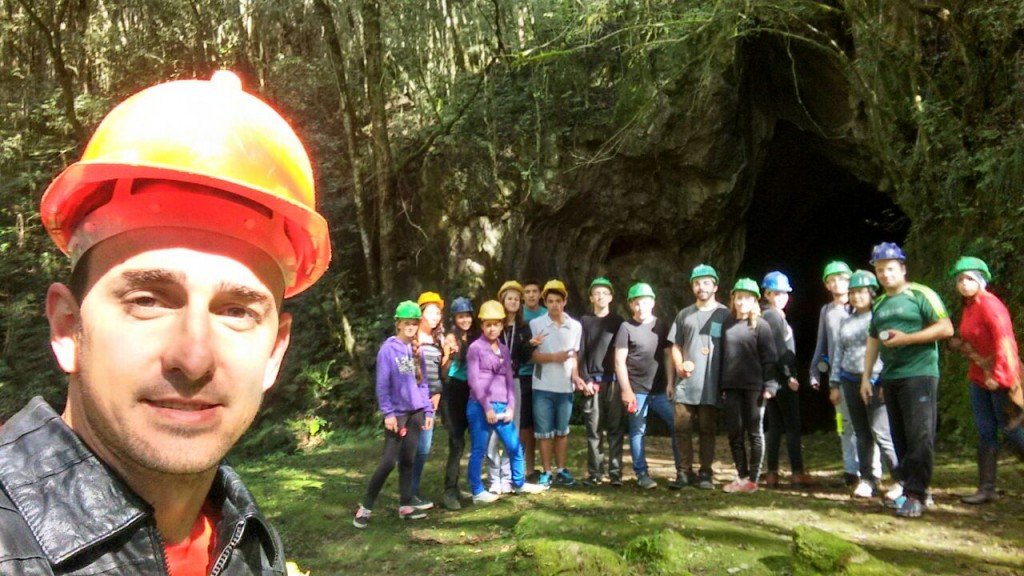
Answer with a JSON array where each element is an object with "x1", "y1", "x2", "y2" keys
[
  {"x1": 667, "y1": 476, "x2": 687, "y2": 490},
  {"x1": 442, "y1": 489, "x2": 461, "y2": 511},
  {"x1": 582, "y1": 475, "x2": 602, "y2": 487},
  {"x1": 610, "y1": 476, "x2": 623, "y2": 487},
  {"x1": 353, "y1": 505, "x2": 371, "y2": 529},
  {"x1": 409, "y1": 495, "x2": 434, "y2": 511}
]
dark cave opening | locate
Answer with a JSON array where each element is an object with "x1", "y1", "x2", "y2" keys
[{"x1": 738, "y1": 121, "x2": 911, "y2": 432}]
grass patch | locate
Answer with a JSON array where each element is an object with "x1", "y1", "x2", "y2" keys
[{"x1": 237, "y1": 427, "x2": 1024, "y2": 575}]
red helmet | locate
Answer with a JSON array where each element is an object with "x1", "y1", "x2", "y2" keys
[{"x1": 39, "y1": 71, "x2": 331, "y2": 298}]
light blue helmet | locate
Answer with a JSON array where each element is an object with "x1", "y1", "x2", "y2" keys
[{"x1": 761, "y1": 271, "x2": 793, "y2": 293}]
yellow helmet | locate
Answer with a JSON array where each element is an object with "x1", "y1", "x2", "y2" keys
[
  {"x1": 478, "y1": 300, "x2": 507, "y2": 321},
  {"x1": 39, "y1": 71, "x2": 330, "y2": 298},
  {"x1": 497, "y1": 280, "x2": 524, "y2": 299},
  {"x1": 541, "y1": 279, "x2": 568, "y2": 299},
  {"x1": 417, "y1": 291, "x2": 444, "y2": 309}
]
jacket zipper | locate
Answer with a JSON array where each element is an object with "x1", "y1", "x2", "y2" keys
[{"x1": 209, "y1": 519, "x2": 246, "y2": 575}]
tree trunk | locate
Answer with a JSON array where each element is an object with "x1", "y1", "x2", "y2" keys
[
  {"x1": 16, "y1": 0, "x2": 84, "y2": 138},
  {"x1": 313, "y1": 0, "x2": 378, "y2": 294},
  {"x1": 362, "y1": 0, "x2": 395, "y2": 296}
]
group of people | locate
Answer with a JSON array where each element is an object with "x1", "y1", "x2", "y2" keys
[{"x1": 357, "y1": 243, "x2": 1024, "y2": 526}]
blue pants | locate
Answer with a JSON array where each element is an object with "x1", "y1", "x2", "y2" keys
[
  {"x1": 467, "y1": 400, "x2": 525, "y2": 495},
  {"x1": 628, "y1": 392, "x2": 681, "y2": 475},
  {"x1": 970, "y1": 382, "x2": 1024, "y2": 454},
  {"x1": 410, "y1": 425, "x2": 432, "y2": 496}
]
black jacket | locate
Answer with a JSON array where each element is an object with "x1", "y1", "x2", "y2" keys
[{"x1": 0, "y1": 397, "x2": 286, "y2": 575}]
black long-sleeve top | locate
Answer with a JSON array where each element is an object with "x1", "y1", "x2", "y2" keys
[{"x1": 719, "y1": 315, "x2": 779, "y2": 395}]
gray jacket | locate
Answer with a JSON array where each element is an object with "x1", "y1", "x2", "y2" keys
[{"x1": 0, "y1": 397, "x2": 285, "y2": 575}]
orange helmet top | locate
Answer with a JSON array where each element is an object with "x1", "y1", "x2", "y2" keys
[{"x1": 39, "y1": 71, "x2": 331, "y2": 298}]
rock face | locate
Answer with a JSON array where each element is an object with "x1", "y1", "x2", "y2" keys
[{"x1": 422, "y1": 26, "x2": 885, "y2": 310}]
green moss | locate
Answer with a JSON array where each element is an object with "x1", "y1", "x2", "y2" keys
[
  {"x1": 624, "y1": 530, "x2": 693, "y2": 576},
  {"x1": 513, "y1": 510, "x2": 568, "y2": 539},
  {"x1": 791, "y1": 526, "x2": 902, "y2": 576},
  {"x1": 516, "y1": 538, "x2": 629, "y2": 576}
]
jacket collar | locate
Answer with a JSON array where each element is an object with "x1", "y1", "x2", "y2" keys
[{"x1": 0, "y1": 397, "x2": 279, "y2": 568}]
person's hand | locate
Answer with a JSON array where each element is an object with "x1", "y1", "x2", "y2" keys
[
  {"x1": 985, "y1": 375, "x2": 999, "y2": 391},
  {"x1": 860, "y1": 382, "x2": 872, "y2": 405},
  {"x1": 384, "y1": 416, "x2": 398, "y2": 433},
  {"x1": 444, "y1": 333, "x2": 459, "y2": 354},
  {"x1": 430, "y1": 393, "x2": 441, "y2": 411},
  {"x1": 502, "y1": 411, "x2": 515, "y2": 423},
  {"x1": 486, "y1": 410, "x2": 498, "y2": 424},
  {"x1": 829, "y1": 388, "x2": 841, "y2": 406},
  {"x1": 621, "y1": 389, "x2": 636, "y2": 409},
  {"x1": 423, "y1": 416, "x2": 434, "y2": 430},
  {"x1": 881, "y1": 329, "x2": 908, "y2": 347},
  {"x1": 529, "y1": 332, "x2": 548, "y2": 346},
  {"x1": 553, "y1": 350, "x2": 570, "y2": 362},
  {"x1": 788, "y1": 377, "x2": 800, "y2": 392},
  {"x1": 810, "y1": 378, "x2": 821, "y2": 391},
  {"x1": 763, "y1": 389, "x2": 775, "y2": 400},
  {"x1": 666, "y1": 386, "x2": 674, "y2": 401}
]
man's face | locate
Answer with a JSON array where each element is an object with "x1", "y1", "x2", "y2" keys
[
  {"x1": 523, "y1": 284, "x2": 541, "y2": 308},
  {"x1": 824, "y1": 274, "x2": 850, "y2": 296},
  {"x1": 501, "y1": 290, "x2": 522, "y2": 315},
  {"x1": 544, "y1": 293, "x2": 565, "y2": 317},
  {"x1": 874, "y1": 260, "x2": 907, "y2": 290},
  {"x1": 630, "y1": 296, "x2": 655, "y2": 321},
  {"x1": 48, "y1": 230, "x2": 290, "y2": 479},
  {"x1": 691, "y1": 278, "x2": 717, "y2": 302},
  {"x1": 589, "y1": 286, "x2": 612, "y2": 311}
]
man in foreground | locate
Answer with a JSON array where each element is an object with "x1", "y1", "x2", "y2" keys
[{"x1": 0, "y1": 71, "x2": 330, "y2": 573}]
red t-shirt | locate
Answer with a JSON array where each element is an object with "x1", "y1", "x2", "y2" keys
[
  {"x1": 959, "y1": 290, "x2": 1021, "y2": 389},
  {"x1": 164, "y1": 501, "x2": 220, "y2": 576}
]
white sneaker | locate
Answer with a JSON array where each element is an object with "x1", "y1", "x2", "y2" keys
[
  {"x1": 884, "y1": 484, "x2": 903, "y2": 505},
  {"x1": 853, "y1": 481, "x2": 874, "y2": 498},
  {"x1": 472, "y1": 490, "x2": 500, "y2": 504},
  {"x1": 514, "y1": 482, "x2": 548, "y2": 495}
]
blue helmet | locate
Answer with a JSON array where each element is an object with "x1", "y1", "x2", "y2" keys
[
  {"x1": 450, "y1": 297, "x2": 474, "y2": 315},
  {"x1": 761, "y1": 271, "x2": 793, "y2": 293},
  {"x1": 869, "y1": 242, "x2": 906, "y2": 264}
]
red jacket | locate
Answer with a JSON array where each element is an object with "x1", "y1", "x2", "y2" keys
[{"x1": 959, "y1": 290, "x2": 1021, "y2": 389}]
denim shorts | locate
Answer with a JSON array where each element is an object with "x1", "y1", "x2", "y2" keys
[{"x1": 532, "y1": 389, "x2": 573, "y2": 439}]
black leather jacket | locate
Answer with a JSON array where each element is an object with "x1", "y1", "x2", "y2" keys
[{"x1": 0, "y1": 397, "x2": 286, "y2": 575}]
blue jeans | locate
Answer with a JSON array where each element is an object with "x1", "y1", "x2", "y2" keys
[
  {"x1": 628, "y1": 393, "x2": 681, "y2": 475},
  {"x1": 532, "y1": 389, "x2": 573, "y2": 439},
  {"x1": 410, "y1": 425, "x2": 432, "y2": 496},
  {"x1": 970, "y1": 382, "x2": 1024, "y2": 454},
  {"x1": 467, "y1": 400, "x2": 525, "y2": 495}
]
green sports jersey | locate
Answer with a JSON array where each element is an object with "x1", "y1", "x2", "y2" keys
[{"x1": 869, "y1": 282, "x2": 948, "y2": 379}]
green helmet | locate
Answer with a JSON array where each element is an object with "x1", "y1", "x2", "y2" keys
[
  {"x1": 949, "y1": 256, "x2": 992, "y2": 281},
  {"x1": 690, "y1": 264, "x2": 719, "y2": 284},
  {"x1": 822, "y1": 261, "x2": 853, "y2": 282},
  {"x1": 589, "y1": 276, "x2": 614, "y2": 294},
  {"x1": 627, "y1": 282, "x2": 656, "y2": 301},
  {"x1": 849, "y1": 269, "x2": 879, "y2": 291},
  {"x1": 731, "y1": 277, "x2": 761, "y2": 298},
  {"x1": 394, "y1": 300, "x2": 422, "y2": 320}
]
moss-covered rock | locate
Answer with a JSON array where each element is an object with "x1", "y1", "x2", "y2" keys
[
  {"x1": 516, "y1": 538, "x2": 629, "y2": 576},
  {"x1": 512, "y1": 510, "x2": 568, "y2": 539},
  {"x1": 791, "y1": 526, "x2": 902, "y2": 576},
  {"x1": 624, "y1": 530, "x2": 693, "y2": 576}
]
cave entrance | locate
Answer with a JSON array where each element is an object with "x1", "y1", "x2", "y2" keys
[{"x1": 738, "y1": 121, "x2": 910, "y2": 432}]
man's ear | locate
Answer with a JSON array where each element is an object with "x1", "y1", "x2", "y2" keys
[
  {"x1": 46, "y1": 283, "x2": 81, "y2": 374},
  {"x1": 262, "y1": 312, "x2": 292, "y2": 392}
]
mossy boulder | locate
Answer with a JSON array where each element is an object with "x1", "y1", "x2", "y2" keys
[
  {"x1": 791, "y1": 526, "x2": 902, "y2": 576},
  {"x1": 513, "y1": 510, "x2": 568, "y2": 539},
  {"x1": 624, "y1": 530, "x2": 694, "y2": 576},
  {"x1": 516, "y1": 538, "x2": 629, "y2": 576}
]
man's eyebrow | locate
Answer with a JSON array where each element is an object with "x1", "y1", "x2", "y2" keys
[
  {"x1": 120, "y1": 269, "x2": 186, "y2": 288},
  {"x1": 215, "y1": 282, "x2": 273, "y2": 307}
]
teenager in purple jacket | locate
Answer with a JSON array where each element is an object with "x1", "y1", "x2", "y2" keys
[
  {"x1": 466, "y1": 301, "x2": 549, "y2": 504},
  {"x1": 354, "y1": 301, "x2": 435, "y2": 528}
]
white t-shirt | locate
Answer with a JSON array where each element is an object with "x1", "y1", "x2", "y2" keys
[{"x1": 529, "y1": 313, "x2": 582, "y2": 393}]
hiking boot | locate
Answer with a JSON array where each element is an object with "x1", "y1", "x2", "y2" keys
[
  {"x1": 398, "y1": 505, "x2": 427, "y2": 520},
  {"x1": 538, "y1": 472, "x2": 553, "y2": 487},
  {"x1": 853, "y1": 481, "x2": 875, "y2": 498},
  {"x1": 352, "y1": 505, "x2": 371, "y2": 529},
  {"x1": 791, "y1": 472, "x2": 819, "y2": 488},
  {"x1": 637, "y1": 474, "x2": 658, "y2": 490},
  {"x1": 555, "y1": 469, "x2": 577, "y2": 487},
  {"x1": 762, "y1": 472, "x2": 779, "y2": 489},
  {"x1": 698, "y1": 477, "x2": 715, "y2": 490},
  {"x1": 610, "y1": 476, "x2": 623, "y2": 487},
  {"x1": 667, "y1": 476, "x2": 687, "y2": 490},
  {"x1": 514, "y1": 482, "x2": 548, "y2": 495},
  {"x1": 472, "y1": 490, "x2": 500, "y2": 504},
  {"x1": 409, "y1": 495, "x2": 434, "y2": 511},
  {"x1": 962, "y1": 446, "x2": 999, "y2": 505},
  {"x1": 582, "y1": 475, "x2": 603, "y2": 487},
  {"x1": 442, "y1": 489, "x2": 462, "y2": 511},
  {"x1": 843, "y1": 472, "x2": 860, "y2": 488},
  {"x1": 895, "y1": 495, "x2": 924, "y2": 518}
]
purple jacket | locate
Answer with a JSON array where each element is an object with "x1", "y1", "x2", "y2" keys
[
  {"x1": 467, "y1": 335, "x2": 516, "y2": 414},
  {"x1": 375, "y1": 336, "x2": 433, "y2": 418}
]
